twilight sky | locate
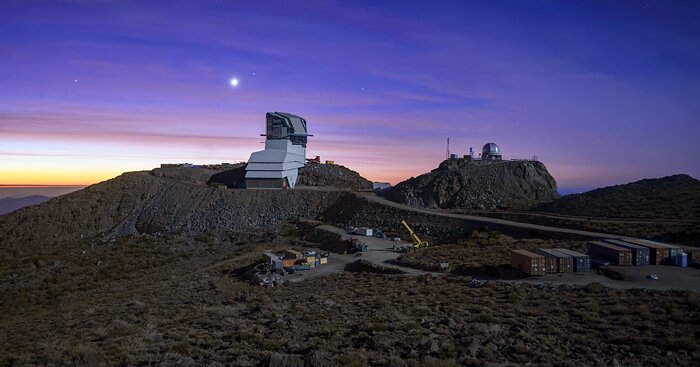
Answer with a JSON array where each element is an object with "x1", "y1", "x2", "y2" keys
[{"x1": 1, "y1": 0, "x2": 699, "y2": 191}]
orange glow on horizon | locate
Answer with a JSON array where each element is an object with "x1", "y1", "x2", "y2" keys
[
  {"x1": 0, "y1": 170, "x2": 123, "y2": 186},
  {"x1": 0, "y1": 165, "x2": 422, "y2": 187}
]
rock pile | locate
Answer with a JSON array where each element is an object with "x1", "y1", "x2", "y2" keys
[{"x1": 297, "y1": 163, "x2": 372, "y2": 191}]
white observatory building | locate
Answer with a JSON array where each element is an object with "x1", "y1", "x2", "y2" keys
[
  {"x1": 481, "y1": 142, "x2": 502, "y2": 160},
  {"x1": 245, "y1": 112, "x2": 309, "y2": 189}
]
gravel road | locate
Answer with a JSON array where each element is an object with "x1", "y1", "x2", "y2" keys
[{"x1": 355, "y1": 191, "x2": 641, "y2": 241}]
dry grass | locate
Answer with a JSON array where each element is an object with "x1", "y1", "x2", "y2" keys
[{"x1": 1, "y1": 231, "x2": 699, "y2": 366}]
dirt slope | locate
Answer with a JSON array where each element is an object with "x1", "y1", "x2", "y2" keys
[
  {"x1": 0, "y1": 171, "x2": 348, "y2": 260},
  {"x1": 381, "y1": 159, "x2": 559, "y2": 210}
]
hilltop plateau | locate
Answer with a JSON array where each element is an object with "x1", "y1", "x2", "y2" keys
[{"x1": 381, "y1": 159, "x2": 559, "y2": 210}]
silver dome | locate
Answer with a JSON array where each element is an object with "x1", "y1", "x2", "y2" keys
[{"x1": 482, "y1": 142, "x2": 501, "y2": 156}]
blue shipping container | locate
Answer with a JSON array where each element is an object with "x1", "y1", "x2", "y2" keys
[{"x1": 675, "y1": 253, "x2": 688, "y2": 267}]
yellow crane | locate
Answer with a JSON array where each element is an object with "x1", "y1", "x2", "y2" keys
[{"x1": 400, "y1": 219, "x2": 429, "y2": 249}]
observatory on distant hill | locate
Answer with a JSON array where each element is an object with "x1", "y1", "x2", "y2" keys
[
  {"x1": 245, "y1": 112, "x2": 310, "y2": 189},
  {"x1": 481, "y1": 142, "x2": 502, "y2": 160}
]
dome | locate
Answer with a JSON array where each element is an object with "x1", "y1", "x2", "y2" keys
[{"x1": 482, "y1": 143, "x2": 501, "y2": 156}]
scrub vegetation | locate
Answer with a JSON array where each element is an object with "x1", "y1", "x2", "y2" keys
[{"x1": 1, "y1": 233, "x2": 699, "y2": 366}]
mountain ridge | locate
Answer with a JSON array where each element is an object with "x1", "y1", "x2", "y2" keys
[{"x1": 534, "y1": 174, "x2": 700, "y2": 220}]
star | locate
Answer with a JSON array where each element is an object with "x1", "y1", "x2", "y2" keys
[{"x1": 230, "y1": 78, "x2": 239, "y2": 87}]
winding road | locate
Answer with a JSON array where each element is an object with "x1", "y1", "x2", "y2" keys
[{"x1": 353, "y1": 191, "x2": 637, "y2": 241}]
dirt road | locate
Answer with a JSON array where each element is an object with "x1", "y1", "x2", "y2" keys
[
  {"x1": 515, "y1": 265, "x2": 700, "y2": 292},
  {"x1": 354, "y1": 191, "x2": 641, "y2": 241}
]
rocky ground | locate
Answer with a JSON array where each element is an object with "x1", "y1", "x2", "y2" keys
[
  {"x1": 2, "y1": 167, "x2": 700, "y2": 366},
  {"x1": 297, "y1": 163, "x2": 372, "y2": 191},
  {"x1": 0, "y1": 171, "x2": 353, "y2": 260},
  {"x1": 1, "y1": 231, "x2": 698, "y2": 366},
  {"x1": 381, "y1": 159, "x2": 559, "y2": 210}
]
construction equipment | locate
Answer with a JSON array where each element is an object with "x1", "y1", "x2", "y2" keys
[{"x1": 400, "y1": 219, "x2": 429, "y2": 249}]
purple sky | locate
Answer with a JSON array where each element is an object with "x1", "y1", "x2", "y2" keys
[{"x1": 1, "y1": 0, "x2": 699, "y2": 191}]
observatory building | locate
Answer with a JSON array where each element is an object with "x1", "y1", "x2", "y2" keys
[
  {"x1": 481, "y1": 142, "x2": 502, "y2": 160},
  {"x1": 245, "y1": 112, "x2": 309, "y2": 189}
]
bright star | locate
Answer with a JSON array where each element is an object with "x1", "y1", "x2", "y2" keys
[{"x1": 230, "y1": 78, "x2": 239, "y2": 87}]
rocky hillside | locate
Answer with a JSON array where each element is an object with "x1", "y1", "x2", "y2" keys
[
  {"x1": 297, "y1": 163, "x2": 372, "y2": 190},
  {"x1": 534, "y1": 174, "x2": 700, "y2": 220},
  {"x1": 0, "y1": 171, "x2": 351, "y2": 260},
  {"x1": 381, "y1": 159, "x2": 559, "y2": 210},
  {"x1": 203, "y1": 163, "x2": 372, "y2": 190}
]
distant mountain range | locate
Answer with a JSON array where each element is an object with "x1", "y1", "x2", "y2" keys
[{"x1": 0, "y1": 195, "x2": 52, "y2": 215}]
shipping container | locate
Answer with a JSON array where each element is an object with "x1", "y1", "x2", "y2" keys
[
  {"x1": 588, "y1": 241, "x2": 633, "y2": 266},
  {"x1": 511, "y1": 249, "x2": 546, "y2": 276},
  {"x1": 554, "y1": 248, "x2": 591, "y2": 272},
  {"x1": 619, "y1": 239, "x2": 673, "y2": 264},
  {"x1": 604, "y1": 239, "x2": 650, "y2": 266},
  {"x1": 674, "y1": 253, "x2": 688, "y2": 267},
  {"x1": 534, "y1": 249, "x2": 559, "y2": 273},
  {"x1": 549, "y1": 249, "x2": 574, "y2": 273},
  {"x1": 319, "y1": 257, "x2": 328, "y2": 264},
  {"x1": 538, "y1": 249, "x2": 574, "y2": 273},
  {"x1": 358, "y1": 227, "x2": 373, "y2": 236}
]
